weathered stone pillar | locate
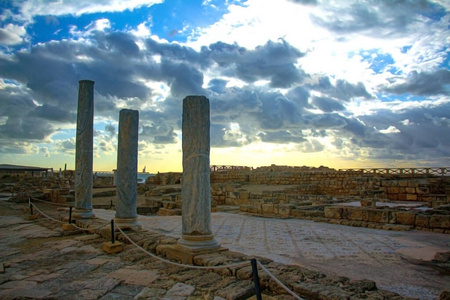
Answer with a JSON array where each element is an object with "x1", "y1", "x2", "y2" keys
[
  {"x1": 74, "y1": 80, "x2": 95, "y2": 218},
  {"x1": 178, "y1": 96, "x2": 220, "y2": 250},
  {"x1": 115, "y1": 109, "x2": 141, "y2": 230}
]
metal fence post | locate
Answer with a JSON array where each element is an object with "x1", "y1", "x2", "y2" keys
[
  {"x1": 251, "y1": 259, "x2": 262, "y2": 300},
  {"x1": 111, "y1": 219, "x2": 115, "y2": 244}
]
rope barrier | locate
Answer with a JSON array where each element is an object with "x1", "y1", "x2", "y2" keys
[
  {"x1": 256, "y1": 261, "x2": 303, "y2": 300},
  {"x1": 28, "y1": 199, "x2": 66, "y2": 224},
  {"x1": 26, "y1": 197, "x2": 304, "y2": 298},
  {"x1": 115, "y1": 224, "x2": 250, "y2": 270},
  {"x1": 29, "y1": 196, "x2": 74, "y2": 207},
  {"x1": 28, "y1": 198, "x2": 110, "y2": 231}
]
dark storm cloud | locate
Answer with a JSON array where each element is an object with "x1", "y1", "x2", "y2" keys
[
  {"x1": 208, "y1": 79, "x2": 228, "y2": 94},
  {"x1": 105, "y1": 124, "x2": 116, "y2": 137},
  {"x1": 302, "y1": 113, "x2": 347, "y2": 129},
  {"x1": 299, "y1": 139, "x2": 325, "y2": 153},
  {"x1": 160, "y1": 59, "x2": 206, "y2": 97},
  {"x1": 258, "y1": 94, "x2": 302, "y2": 129},
  {"x1": 258, "y1": 130, "x2": 306, "y2": 144},
  {"x1": 309, "y1": 77, "x2": 371, "y2": 100},
  {"x1": 208, "y1": 40, "x2": 307, "y2": 88},
  {"x1": 0, "y1": 141, "x2": 34, "y2": 154},
  {"x1": 1, "y1": 14, "x2": 448, "y2": 167},
  {"x1": 349, "y1": 100, "x2": 450, "y2": 161},
  {"x1": 31, "y1": 104, "x2": 76, "y2": 122},
  {"x1": 384, "y1": 69, "x2": 450, "y2": 96},
  {"x1": 288, "y1": 0, "x2": 318, "y2": 5},
  {"x1": 54, "y1": 138, "x2": 76, "y2": 154},
  {"x1": 311, "y1": 96, "x2": 345, "y2": 112},
  {"x1": 141, "y1": 122, "x2": 178, "y2": 144},
  {"x1": 145, "y1": 38, "x2": 210, "y2": 67},
  {"x1": 311, "y1": 0, "x2": 445, "y2": 37},
  {"x1": 285, "y1": 86, "x2": 311, "y2": 109},
  {"x1": 0, "y1": 86, "x2": 56, "y2": 140},
  {"x1": 103, "y1": 32, "x2": 140, "y2": 57}
]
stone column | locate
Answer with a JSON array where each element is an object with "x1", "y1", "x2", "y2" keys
[
  {"x1": 74, "y1": 80, "x2": 95, "y2": 218},
  {"x1": 115, "y1": 109, "x2": 141, "y2": 230},
  {"x1": 178, "y1": 96, "x2": 220, "y2": 250}
]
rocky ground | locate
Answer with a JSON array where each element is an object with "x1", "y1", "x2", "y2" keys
[{"x1": 2, "y1": 198, "x2": 437, "y2": 300}]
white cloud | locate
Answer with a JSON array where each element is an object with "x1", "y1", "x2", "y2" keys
[
  {"x1": 380, "y1": 126, "x2": 401, "y2": 134},
  {"x1": 19, "y1": 0, "x2": 163, "y2": 18},
  {"x1": 0, "y1": 23, "x2": 27, "y2": 45}
]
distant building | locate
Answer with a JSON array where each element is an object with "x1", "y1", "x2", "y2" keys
[{"x1": 0, "y1": 164, "x2": 53, "y2": 178}]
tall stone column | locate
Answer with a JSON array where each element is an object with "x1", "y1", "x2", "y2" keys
[
  {"x1": 115, "y1": 109, "x2": 141, "y2": 230},
  {"x1": 74, "y1": 80, "x2": 95, "y2": 218},
  {"x1": 178, "y1": 96, "x2": 220, "y2": 250}
]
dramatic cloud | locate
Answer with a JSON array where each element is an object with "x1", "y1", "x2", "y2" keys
[
  {"x1": 0, "y1": 0, "x2": 448, "y2": 170},
  {"x1": 384, "y1": 69, "x2": 450, "y2": 96}
]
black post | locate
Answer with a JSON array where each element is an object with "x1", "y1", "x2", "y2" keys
[
  {"x1": 29, "y1": 199, "x2": 33, "y2": 215},
  {"x1": 251, "y1": 259, "x2": 262, "y2": 300},
  {"x1": 111, "y1": 219, "x2": 115, "y2": 244},
  {"x1": 69, "y1": 206, "x2": 73, "y2": 224}
]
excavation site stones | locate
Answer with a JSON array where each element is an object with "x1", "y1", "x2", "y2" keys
[{"x1": 0, "y1": 94, "x2": 449, "y2": 300}]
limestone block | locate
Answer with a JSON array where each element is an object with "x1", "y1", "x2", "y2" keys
[
  {"x1": 429, "y1": 215, "x2": 450, "y2": 229},
  {"x1": 406, "y1": 194, "x2": 418, "y2": 201},
  {"x1": 277, "y1": 204, "x2": 292, "y2": 217},
  {"x1": 406, "y1": 187, "x2": 416, "y2": 194},
  {"x1": 396, "y1": 211, "x2": 416, "y2": 226},
  {"x1": 162, "y1": 201, "x2": 177, "y2": 209},
  {"x1": 399, "y1": 181, "x2": 408, "y2": 187},
  {"x1": 417, "y1": 187, "x2": 430, "y2": 194},
  {"x1": 248, "y1": 206, "x2": 258, "y2": 213},
  {"x1": 397, "y1": 194, "x2": 407, "y2": 201},
  {"x1": 102, "y1": 241, "x2": 123, "y2": 254},
  {"x1": 262, "y1": 203, "x2": 274, "y2": 214},
  {"x1": 347, "y1": 207, "x2": 363, "y2": 221},
  {"x1": 324, "y1": 206, "x2": 342, "y2": 219},
  {"x1": 387, "y1": 194, "x2": 398, "y2": 201},
  {"x1": 239, "y1": 205, "x2": 249, "y2": 212},
  {"x1": 26, "y1": 214, "x2": 39, "y2": 220},
  {"x1": 366, "y1": 209, "x2": 388, "y2": 223},
  {"x1": 239, "y1": 192, "x2": 250, "y2": 199},
  {"x1": 388, "y1": 211, "x2": 397, "y2": 224},
  {"x1": 225, "y1": 186, "x2": 235, "y2": 192},
  {"x1": 415, "y1": 214, "x2": 430, "y2": 228},
  {"x1": 389, "y1": 187, "x2": 400, "y2": 194},
  {"x1": 62, "y1": 223, "x2": 77, "y2": 231}
]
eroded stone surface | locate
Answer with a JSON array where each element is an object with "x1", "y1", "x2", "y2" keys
[
  {"x1": 75, "y1": 79, "x2": 95, "y2": 215},
  {"x1": 115, "y1": 109, "x2": 139, "y2": 221}
]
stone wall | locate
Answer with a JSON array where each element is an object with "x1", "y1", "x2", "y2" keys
[
  {"x1": 323, "y1": 205, "x2": 450, "y2": 233},
  {"x1": 210, "y1": 167, "x2": 450, "y2": 207}
]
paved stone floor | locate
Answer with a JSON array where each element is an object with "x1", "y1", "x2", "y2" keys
[
  {"x1": 95, "y1": 209, "x2": 450, "y2": 299},
  {"x1": 1, "y1": 200, "x2": 449, "y2": 299},
  {"x1": 0, "y1": 204, "x2": 239, "y2": 300}
]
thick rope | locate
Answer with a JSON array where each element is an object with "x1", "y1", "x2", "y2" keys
[
  {"x1": 28, "y1": 198, "x2": 109, "y2": 231},
  {"x1": 29, "y1": 196, "x2": 74, "y2": 207},
  {"x1": 115, "y1": 224, "x2": 250, "y2": 270},
  {"x1": 256, "y1": 261, "x2": 303, "y2": 300},
  {"x1": 27, "y1": 198, "x2": 305, "y2": 297},
  {"x1": 28, "y1": 200, "x2": 66, "y2": 224}
]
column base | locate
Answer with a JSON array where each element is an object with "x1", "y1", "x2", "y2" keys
[
  {"x1": 72, "y1": 208, "x2": 95, "y2": 219},
  {"x1": 178, "y1": 234, "x2": 220, "y2": 251},
  {"x1": 157, "y1": 236, "x2": 226, "y2": 265},
  {"x1": 114, "y1": 217, "x2": 142, "y2": 231}
]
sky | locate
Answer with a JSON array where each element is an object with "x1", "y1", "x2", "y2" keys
[{"x1": 0, "y1": 0, "x2": 449, "y2": 173}]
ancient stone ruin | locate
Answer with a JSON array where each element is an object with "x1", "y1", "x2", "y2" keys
[{"x1": 1, "y1": 85, "x2": 449, "y2": 299}]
